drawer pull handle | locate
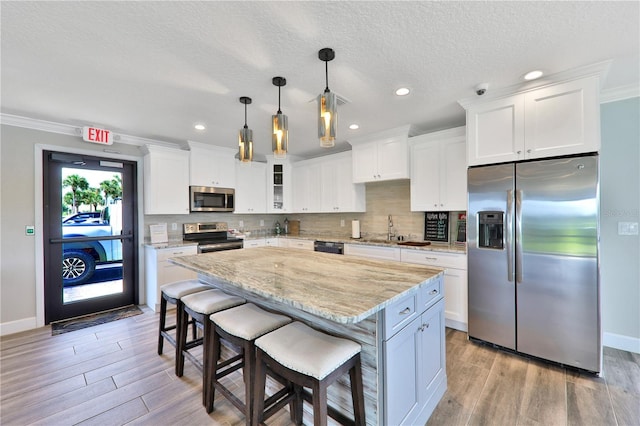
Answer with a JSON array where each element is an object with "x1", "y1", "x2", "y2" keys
[
  {"x1": 173, "y1": 251, "x2": 184, "y2": 255},
  {"x1": 429, "y1": 289, "x2": 438, "y2": 295},
  {"x1": 424, "y1": 257, "x2": 437, "y2": 261},
  {"x1": 400, "y1": 307, "x2": 411, "y2": 315}
]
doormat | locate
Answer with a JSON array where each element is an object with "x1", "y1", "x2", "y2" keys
[{"x1": 51, "y1": 305, "x2": 143, "y2": 335}]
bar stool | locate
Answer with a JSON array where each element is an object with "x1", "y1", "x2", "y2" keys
[
  {"x1": 253, "y1": 321, "x2": 366, "y2": 426},
  {"x1": 157, "y1": 279, "x2": 209, "y2": 356},
  {"x1": 177, "y1": 289, "x2": 245, "y2": 404},
  {"x1": 205, "y1": 303, "x2": 292, "y2": 423}
]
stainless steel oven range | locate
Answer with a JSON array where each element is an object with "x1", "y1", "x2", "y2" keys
[{"x1": 183, "y1": 222, "x2": 244, "y2": 253}]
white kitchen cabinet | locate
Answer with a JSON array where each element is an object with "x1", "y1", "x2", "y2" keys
[
  {"x1": 320, "y1": 153, "x2": 366, "y2": 212},
  {"x1": 235, "y1": 162, "x2": 267, "y2": 214},
  {"x1": 292, "y1": 162, "x2": 321, "y2": 213},
  {"x1": 265, "y1": 237, "x2": 280, "y2": 247},
  {"x1": 464, "y1": 75, "x2": 600, "y2": 166},
  {"x1": 383, "y1": 284, "x2": 446, "y2": 425},
  {"x1": 284, "y1": 238, "x2": 314, "y2": 250},
  {"x1": 400, "y1": 249, "x2": 468, "y2": 331},
  {"x1": 350, "y1": 125, "x2": 411, "y2": 183},
  {"x1": 188, "y1": 141, "x2": 237, "y2": 188},
  {"x1": 410, "y1": 127, "x2": 467, "y2": 212},
  {"x1": 243, "y1": 239, "x2": 266, "y2": 249},
  {"x1": 266, "y1": 157, "x2": 293, "y2": 213},
  {"x1": 145, "y1": 244, "x2": 198, "y2": 311},
  {"x1": 142, "y1": 145, "x2": 190, "y2": 215},
  {"x1": 344, "y1": 243, "x2": 401, "y2": 261}
]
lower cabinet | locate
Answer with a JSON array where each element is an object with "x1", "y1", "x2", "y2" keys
[
  {"x1": 344, "y1": 243, "x2": 401, "y2": 261},
  {"x1": 400, "y1": 249, "x2": 468, "y2": 332},
  {"x1": 382, "y1": 283, "x2": 446, "y2": 425},
  {"x1": 243, "y1": 239, "x2": 266, "y2": 249},
  {"x1": 144, "y1": 245, "x2": 198, "y2": 312}
]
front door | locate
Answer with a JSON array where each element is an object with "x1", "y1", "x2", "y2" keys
[{"x1": 43, "y1": 151, "x2": 138, "y2": 323}]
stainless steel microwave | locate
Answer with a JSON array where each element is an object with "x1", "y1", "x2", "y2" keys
[{"x1": 189, "y1": 186, "x2": 235, "y2": 212}]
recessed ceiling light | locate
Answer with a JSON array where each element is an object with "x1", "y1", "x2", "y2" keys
[
  {"x1": 395, "y1": 87, "x2": 410, "y2": 96},
  {"x1": 349, "y1": 124, "x2": 359, "y2": 130},
  {"x1": 524, "y1": 70, "x2": 543, "y2": 81},
  {"x1": 194, "y1": 123, "x2": 206, "y2": 131}
]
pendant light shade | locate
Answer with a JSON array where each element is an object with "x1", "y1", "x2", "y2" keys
[
  {"x1": 238, "y1": 96, "x2": 253, "y2": 163},
  {"x1": 318, "y1": 48, "x2": 337, "y2": 148},
  {"x1": 272, "y1": 76, "x2": 288, "y2": 159}
]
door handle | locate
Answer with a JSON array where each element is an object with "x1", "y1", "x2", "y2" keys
[
  {"x1": 506, "y1": 189, "x2": 514, "y2": 282},
  {"x1": 515, "y1": 189, "x2": 523, "y2": 284}
]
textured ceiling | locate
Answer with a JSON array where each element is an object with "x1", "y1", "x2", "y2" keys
[{"x1": 2, "y1": 1, "x2": 639, "y2": 158}]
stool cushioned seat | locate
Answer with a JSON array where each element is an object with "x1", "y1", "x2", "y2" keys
[
  {"x1": 210, "y1": 303, "x2": 292, "y2": 341},
  {"x1": 182, "y1": 289, "x2": 245, "y2": 315},
  {"x1": 160, "y1": 279, "x2": 209, "y2": 300},
  {"x1": 255, "y1": 322, "x2": 361, "y2": 380}
]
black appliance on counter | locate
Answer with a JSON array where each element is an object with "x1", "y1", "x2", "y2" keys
[
  {"x1": 313, "y1": 240, "x2": 344, "y2": 255},
  {"x1": 183, "y1": 222, "x2": 243, "y2": 253}
]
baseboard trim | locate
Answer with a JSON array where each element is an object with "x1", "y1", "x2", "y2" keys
[
  {"x1": 445, "y1": 318, "x2": 468, "y2": 333},
  {"x1": 604, "y1": 331, "x2": 640, "y2": 354},
  {"x1": 0, "y1": 316, "x2": 38, "y2": 337}
]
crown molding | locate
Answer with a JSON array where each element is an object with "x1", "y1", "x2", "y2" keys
[
  {"x1": 0, "y1": 113, "x2": 181, "y2": 148},
  {"x1": 600, "y1": 83, "x2": 640, "y2": 104}
]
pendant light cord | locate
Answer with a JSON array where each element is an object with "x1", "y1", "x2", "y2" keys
[
  {"x1": 325, "y1": 61, "x2": 330, "y2": 93},
  {"x1": 244, "y1": 103, "x2": 248, "y2": 128},
  {"x1": 277, "y1": 86, "x2": 282, "y2": 114}
]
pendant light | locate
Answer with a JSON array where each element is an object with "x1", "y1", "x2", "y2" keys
[
  {"x1": 318, "y1": 47, "x2": 337, "y2": 148},
  {"x1": 272, "y1": 76, "x2": 288, "y2": 159},
  {"x1": 238, "y1": 96, "x2": 253, "y2": 163}
]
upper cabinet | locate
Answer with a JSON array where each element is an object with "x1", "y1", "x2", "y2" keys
[
  {"x1": 292, "y1": 152, "x2": 366, "y2": 213},
  {"x1": 266, "y1": 156, "x2": 293, "y2": 213},
  {"x1": 142, "y1": 145, "x2": 190, "y2": 215},
  {"x1": 320, "y1": 152, "x2": 366, "y2": 212},
  {"x1": 188, "y1": 141, "x2": 237, "y2": 188},
  {"x1": 463, "y1": 75, "x2": 601, "y2": 166},
  {"x1": 349, "y1": 125, "x2": 411, "y2": 183},
  {"x1": 410, "y1": 127, "x2": 467, "y2": 212},
  {"x1": 235, "y1": 162, "x2": 267, "y2": 214}
]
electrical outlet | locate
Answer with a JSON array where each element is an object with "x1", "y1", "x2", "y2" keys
[
  {"x1": 340, "y1": 219, "x2": 345, "y2": 227},
  {"x1": 171, "y1": 223, "x2": 178, "y2": 231},
  {"x1": 618, "y1": 222, "x2": 639, "y2": 235},
  {"x1": 239, "y1": 220, "x2": 244, "y2": 228},
  {"x1": 260, "y1": 220, "x2": 264, "y2": 227}
]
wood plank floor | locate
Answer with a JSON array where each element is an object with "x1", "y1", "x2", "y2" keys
[{"x1": 1, "y1": 306, "x2": 638, "y2": 425}]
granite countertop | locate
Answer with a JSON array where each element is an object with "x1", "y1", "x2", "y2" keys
[
  {"x1": 143, "y1": 240, "x2": 198, "y2": 249},
  {"x1": 244, "y1": 234, "x2": 466, "y2": 254},
  {"x1": 169, "y1": 247, "x2": 444, "y2": 324}
]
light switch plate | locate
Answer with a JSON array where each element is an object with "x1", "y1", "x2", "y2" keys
[
  {"x1": 260, "y1": 220, "x2": 264, "y2": 227},
  {"x1": 618, "y1": 222, "x2": 639, "y2": 235},
  {"x1": 340, "y1": 219, "x2": 345, "y2": 227}
]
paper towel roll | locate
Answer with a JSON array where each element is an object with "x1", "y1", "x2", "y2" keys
[{"x1": 351, "y1": 220, "x2": 361, "y2": 239}]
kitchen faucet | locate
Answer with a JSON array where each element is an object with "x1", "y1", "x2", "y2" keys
[{"x1": 387, "y1": 214, "x2": 395, "y2": 241}]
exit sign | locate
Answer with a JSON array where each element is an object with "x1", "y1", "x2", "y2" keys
[{"x1": 82, "y1": 126, "x2": 113, "y2": 145}]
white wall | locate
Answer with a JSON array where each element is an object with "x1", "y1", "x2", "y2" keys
[{"x1": 600, "y1": 97, "x2": 640, "y2": 353}]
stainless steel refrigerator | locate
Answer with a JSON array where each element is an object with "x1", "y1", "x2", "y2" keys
[{"x1": 467, "y1": 155, "x2": 601, "y2": 373}]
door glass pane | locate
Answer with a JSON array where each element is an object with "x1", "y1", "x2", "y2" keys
[{"x1": 61, "y1": 167, "x2": 123, "y2": 303}]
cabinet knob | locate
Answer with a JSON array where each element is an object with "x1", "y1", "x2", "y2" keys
[
  {"x1": 429, "y1": 289, "x2": 438, "y2": 295},
  {"x1": 527, "y1": 149, "x2": 532, "y2": 153}
]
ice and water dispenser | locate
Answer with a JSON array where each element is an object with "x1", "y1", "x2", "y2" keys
[{"x1": 478, "y1": 211, "x2": 504, "y2": 249}]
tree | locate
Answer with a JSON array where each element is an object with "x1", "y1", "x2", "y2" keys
[
  {"x1": 82, "y1": 189, "x2": 104, "y2": 212},
  {"x1": 100, "y1": 175, "x2": 122, "y2": 204},
  {"x1": 62, "y1": 174, "x2": 89, "y2": 214}
]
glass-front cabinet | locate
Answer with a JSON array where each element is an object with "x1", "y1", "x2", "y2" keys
[{"x1": 266, "y1": 156, "x2": 292, "y2": 213}]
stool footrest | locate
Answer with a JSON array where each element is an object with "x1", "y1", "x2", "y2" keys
[
  {"x1": 184, "y1": 337, "x2": 203, "y2": 350},
  {"x1": 262, "y1": 385, "x2": 297, "y2": 422},
  {"x1": 182, "y1": 350, "x2": 204, "y2": 374}
]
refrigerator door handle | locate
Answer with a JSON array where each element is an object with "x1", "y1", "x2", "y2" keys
[
  {"x1": 506, "y1": 190, "x2": 514, "y2": 282},
  {"x1": 515, "y1": 189, "x2": 523, "y2": 283}
]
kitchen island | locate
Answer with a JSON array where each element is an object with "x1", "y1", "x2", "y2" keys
[{"x1": 169, "y1": 247, "x2": 446, "y2": 425}]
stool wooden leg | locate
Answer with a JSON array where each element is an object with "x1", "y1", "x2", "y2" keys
[
  {"x1": 202, "y1": 318, "x2": 212, "y2": 406},
  {"x1": 175, "y1": 306, "x2": 189, "y2": 377},
  {"x1": 292, "y1": 383, "x2": 303, "y2": 425},
  {"x1": 312, "y1": 380, "x2": 328, "y2": 426},
  {"x1": 157, "y1": 295, "x2": 167, "y2": 355},
  {"x1": 252, "y1": 349, "x2": 268, "y2": 426},
  {"x1": 205, "y1": 322, "x2": 218, "y2": 413},
  {"x1": 350, "y1": 355, "x2": 366, "y2": 426}
]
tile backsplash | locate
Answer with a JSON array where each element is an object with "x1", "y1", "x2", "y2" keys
[{"x1": 144, "y1": 180, "x2": 465, "y2": 244}]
